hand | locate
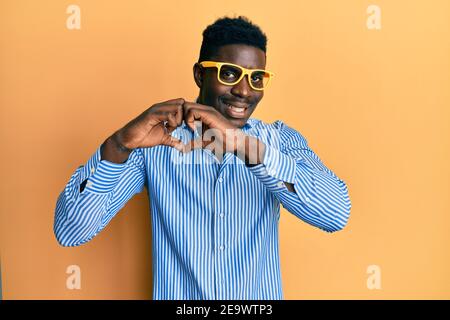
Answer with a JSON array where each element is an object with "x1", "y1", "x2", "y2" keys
[
  {"x1": 182, "y1": 101, "x2": 242, "y2": 156},
  {"x1": 114, "y1": 98, "x2": 185, "y2": 152},
  {"x1": 183, "y1": 102, "x2": 266, "y2": 166},
  {"x1": 182, "y1": 101, "x2": 266, "y2": 165}
]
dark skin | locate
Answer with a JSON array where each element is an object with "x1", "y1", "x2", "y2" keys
[
  {"x1": 193, "y1": 44, "x2": 265, "y2": 129},
  {"x1": 100, "y1": 44, "x2": 295, "y2": 192},
  {"x1": 182, "y1": 44, "x2": 266, "y2": 163}
]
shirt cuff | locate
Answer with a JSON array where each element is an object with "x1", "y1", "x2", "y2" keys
[
  {"x1": 80, "y1": 147, "x2": 136, "y2": 194},
  {"x1": 246, "y1": 143, "x2": 297, "y2": 193}
]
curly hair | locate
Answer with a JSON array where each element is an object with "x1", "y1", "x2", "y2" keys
[{"x1": 198, "y1": 16, "x2": 267, "y2": 62}]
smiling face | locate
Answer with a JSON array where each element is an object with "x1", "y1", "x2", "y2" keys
[{"x1": 194, "y1": 44, "x2": 266, "y2": 128}]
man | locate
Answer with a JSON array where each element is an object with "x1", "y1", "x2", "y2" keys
[{"x1": 54, "y1": 16, "x2": 351, "y2": 300}]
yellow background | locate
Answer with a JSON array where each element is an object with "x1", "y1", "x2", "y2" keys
[{"x1": 1, "y1": 0, "x2": 449, "y2": 299}]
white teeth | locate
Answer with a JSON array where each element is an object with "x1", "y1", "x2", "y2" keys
[{"x1": 227, "y1": 104, "x2": 245, "y2": 113}]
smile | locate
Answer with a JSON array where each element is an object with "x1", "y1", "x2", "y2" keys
[
  {"x1": 220, "y1": 97, "x2": 252, "y2": 119},
  {"x1": 226, "y1": 103, "x2": 246, "y2": 113}
]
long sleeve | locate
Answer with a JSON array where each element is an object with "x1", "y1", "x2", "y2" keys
[
  {"x1": 246, "y1": 120, "x2": 351, "y2": 232},
  {"x1": 54, "y1": 146, "x2": 147, "y2": 247}
]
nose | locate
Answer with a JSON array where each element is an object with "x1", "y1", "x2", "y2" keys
[{"x1": 230, "y1": 74, "x2": 252, "y2": 98}]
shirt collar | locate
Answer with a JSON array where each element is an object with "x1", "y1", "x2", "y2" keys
[{"x1": 241, "y1": 118, "x2": 256, "y2": 131}]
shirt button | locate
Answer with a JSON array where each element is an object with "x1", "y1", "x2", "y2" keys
[
  {"x1": 219, "y1": 245, "x2": 224, "y2": 251},
  {"x1": 305, "y1": 197, "x2": 310, "y2": 202},
  {"x1": 277, "y1": 181, "x2": 284, "y2": 188},
  {"x1": 90, "y1": 167, "x2": 95, "y2": 174},
  {"x1": 218, "y1": 177, "x2": 223, "y2": 183},
  {"x1": 219, "y1": 213, "x2": 224, "y2": 218},
  {"x1": 86, "y1": 181, "x2": 93, "y2": 188}
]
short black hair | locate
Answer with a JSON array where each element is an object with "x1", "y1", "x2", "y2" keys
[{"x1": 198, "y1": 16, "x2": 267, "y2": 62}]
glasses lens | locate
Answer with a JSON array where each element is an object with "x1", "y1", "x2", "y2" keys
[
  {"x1": 250, "y1": 70, "x2": 271, "y2": 89},
  {"x1": 219, "y1": 64, "x2": 243, "y2": 84}
]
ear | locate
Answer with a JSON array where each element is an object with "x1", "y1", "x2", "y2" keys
[{"x1": 193, "y1": 63, "x2": 203, "y2": 88}]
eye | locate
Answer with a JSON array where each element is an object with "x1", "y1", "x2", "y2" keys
[
  {"x1": 251, "y1": 75, "x2": 263, "y2": 82},
  {"x1": 251, "y1": 73, "x2": 264, "y2": 83},
  {"x1": 221, "y1": 70, "x2": 238, "y2": 80}
]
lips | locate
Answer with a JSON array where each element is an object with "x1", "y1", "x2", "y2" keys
[{"x1": 222, "y1": 99, "x2": 250, "y2": 119}]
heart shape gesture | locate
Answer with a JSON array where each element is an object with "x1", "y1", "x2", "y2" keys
[{"x1": 104, "y1": 98, "x2": 265, "y2": 165}]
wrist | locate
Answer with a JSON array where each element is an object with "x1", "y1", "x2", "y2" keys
[
  {"x1": 100, "y1": 135, "x2": 132, "y2": 164},
  {"x1": 111, "y1": 131, "x2": 134, "y2": 154}
]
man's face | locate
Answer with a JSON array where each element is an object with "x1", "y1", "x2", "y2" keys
[{"x1": 194, "y1": 44, "x2": 266, "y2": 128}]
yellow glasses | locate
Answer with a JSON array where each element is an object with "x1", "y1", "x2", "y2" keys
[{"x1": 199, "y1": 61, "x2": 274, "y2": 91}]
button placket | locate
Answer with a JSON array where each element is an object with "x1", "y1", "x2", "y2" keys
[
  {"x1": 214, "y1": 170, "x2": 229, "y2": 298},
  {"x1": 213, "y1": 171, "x2": 226, "y2": 297}
]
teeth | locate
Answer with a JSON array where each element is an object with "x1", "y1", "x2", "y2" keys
[{"x1": 227, "y1": 104, "x2": 245, "y2": 113}]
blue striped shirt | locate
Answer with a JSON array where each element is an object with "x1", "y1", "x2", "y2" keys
[{"x1": 54, "y1": 118, "x2": 351, "y2": 299}]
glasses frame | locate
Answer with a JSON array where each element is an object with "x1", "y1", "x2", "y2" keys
[{"x1": 198, "y1": 61, "x2": 274, "y2": 91}]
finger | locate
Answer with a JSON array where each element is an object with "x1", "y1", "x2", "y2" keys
[
  {"x1": 147, "y1": 111, "x2": 172, "y2": 126},
  {"x1": 160, "y1": 134, "x2": 184, "y2": 152},
  {"x1": 166, "y1": 112, "x2": 180, "y2": 135},
  {"x1": 144, "y1": 98, "x2": 184, "y2": 117},
  {"x1": 151, "y1": 99, "x2": 184, "y2": 116},
  {"x1": 183, "y1": 101, "x2": 211, "y2": 110},
  {"x1": 166, "y1": 125, "x2": 177, "y2": 135},
  {"x1": 166, "y1": 112, "x2": 178, "y2": 128},
  {"x1": 184, "y1": 103, "x2": 217, "y2": 131},
  {"x1": 184, "y1": 108, "x2": 204, "y2": 133},
  {"x1": 175, "y1": 104, "x2": 183, "y2": 126},
  {"x1": 155, "y1": 104, "x2": 184, "y2": 115},
  {"x1": 160, "y1": 97, "x2": 185, "y2": 106}
]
